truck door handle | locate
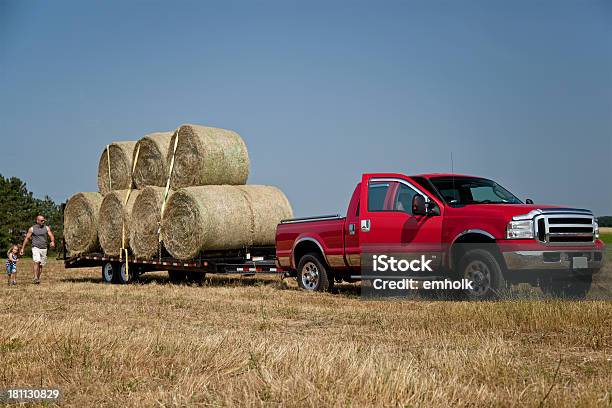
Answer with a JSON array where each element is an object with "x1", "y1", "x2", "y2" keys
[
  {"x1": 361, "y1": 219, "x2": 371, "y2": 232},
  {"x1": 348, "y1": 223, "x2": 356, "y2": 235}
]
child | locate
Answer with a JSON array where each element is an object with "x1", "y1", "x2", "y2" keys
[{"x1": 6, "y1": 244, "x2": 19, "y2": 286}]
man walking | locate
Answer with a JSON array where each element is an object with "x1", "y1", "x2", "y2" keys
[{"x1": 20, "y1": 215, "x2": 55, "y2": 284}]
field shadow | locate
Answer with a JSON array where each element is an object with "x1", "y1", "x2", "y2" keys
[
  {"x1": 60, "y1": 272, "x2": 611, "y2": 301},
  {"x1": 62, "y1": 277, "x2": 103, "y2": 284},
  {"x1": 61, "y1": 272, "x2": 294, "y2": 290}
]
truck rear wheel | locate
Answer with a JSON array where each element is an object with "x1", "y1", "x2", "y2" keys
[
  {"x1": 458, "y1": 248, "x2": 505, "y2": 300},
  {"x1": 297, "y1": 253, "x2": 333, "y2": 292},
  {"x1": 540, "y1": 274, "x2": 592, "y2": 299},
  {"x1": 102, "y1": 262, "x2": 118, "y2": 284}
]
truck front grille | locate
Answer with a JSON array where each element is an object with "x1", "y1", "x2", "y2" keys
[{"x1": 535, "y1": 214, "x2": 595, "y2": 245}]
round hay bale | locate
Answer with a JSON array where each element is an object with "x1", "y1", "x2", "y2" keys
[
  {"x1": 97, "y1": 189, "x2": 141, "y2": 256},
  {"x1": 97, "y1": 141, "x2": 137, "y2": 195},
  {"x1": 63, "y1": 192, "x2": 103, "y2": 256},
  {"x1": 130, "y1": 186, "x2": 172, "y2": 259},
  {"x1": 132, "y1": 131, "x2": 174, "y2": 189},
  {"x1": 167, "y1": 124, "x2": 250, "y2": 189},
  {"x1": 161, "y1": 185, "x2": 293, "y2": 260}
]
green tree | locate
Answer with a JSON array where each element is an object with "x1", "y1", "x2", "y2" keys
[
  {"x1": 598, "y1": 216, "x2": 612, "y2": 227},
  {"x1": 0, "y1": 174, "x2": 63, "y2": 256}
]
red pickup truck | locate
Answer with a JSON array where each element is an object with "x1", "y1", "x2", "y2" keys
[{"x1": 276, "y1": 173, "x2": 605, "y2": 299}]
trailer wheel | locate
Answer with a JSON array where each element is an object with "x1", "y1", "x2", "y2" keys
[
  {"x1": 186, "y1": 271, "x2": 206, "y2": 285},
  {"x1": 458, "y1": 248, "x2": 505, "y2": 300},
  {"x1": 297, "y1": 253, "x2": 332, "y2": 292},
  {"x1": 168, "y1": 270, "x2": 187, "y2": 284},
  {"x1": 102, "y1": 262, "x2": 118, "y2": 284},
  {"x1": 117, "y1": 263, "x2": 135, "y2": 284}
]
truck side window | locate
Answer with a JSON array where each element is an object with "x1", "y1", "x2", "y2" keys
[
  {"x1": 368, "y1": 183, "x2": 390, "y2": 211},
  {"x1": 393, "y1": 184, "x2": 418, "y2": 214}
]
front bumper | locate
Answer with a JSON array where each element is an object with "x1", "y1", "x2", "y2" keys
[{"x1": 503, "y1": 250, "x2": 605, "y2": 271}]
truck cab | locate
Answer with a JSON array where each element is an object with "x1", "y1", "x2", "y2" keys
[{"x1": 276, "y1": 173, "x2": 605, "y2": 299}]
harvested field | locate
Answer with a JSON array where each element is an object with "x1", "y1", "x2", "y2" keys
[{"x1": 0, "y1": 258, "x2": 610, "y2": 407}]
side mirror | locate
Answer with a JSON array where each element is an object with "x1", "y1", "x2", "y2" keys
[
  {"x1": 412, "y1": 195, "x2": 427, "y2": 216},
  {"x1": 526, "y1": 198, "x2": 534, "y2": 204}
]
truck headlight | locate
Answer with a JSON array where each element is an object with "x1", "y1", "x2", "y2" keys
[
  {"x1": 594, "y1": 220, "x2": 599, "y2": 239},
  {"x1": 506, "y1": 220, "x2": 534, "y2": 239}
]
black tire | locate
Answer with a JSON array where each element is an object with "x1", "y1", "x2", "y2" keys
[
  {"x1": 540, "y1": 274, "x2": 592, "y2": 299},
  {"x1": 296, "y1": 253, "x2": 333, "y2": 292},
  {"x1": 117, "y1": 263, "x2": 135, "y2": 284},
  {"x1": 102, "y1": 262, "x2": 119, "y2": 284},
  {"x1": 168, "y1": 270, "x2": 187, "y2": 284},
  {"x1": 458, "y1": 248, "x2": 506, "y2": 300},
  {"x1": 186, "y1": 271, "x2": 206, "y2": 285}
]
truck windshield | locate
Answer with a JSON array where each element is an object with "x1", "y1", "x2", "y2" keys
[{"x1": 429, "y1": 177, "x2": 522, "y2": 206}]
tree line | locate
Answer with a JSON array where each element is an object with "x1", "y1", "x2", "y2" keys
[{"x1": 0, "y1": 174, "x2": 64, "y2": 255}]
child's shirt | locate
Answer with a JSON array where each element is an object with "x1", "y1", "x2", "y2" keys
[{"x1": 6, "y1": 253, "x2": 17, "y2": 267}]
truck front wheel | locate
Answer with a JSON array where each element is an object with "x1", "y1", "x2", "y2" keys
[
  {"x1": 297, "y1": 253, "x2": 333, "y2": 292},
  {"x1": 458, "y1": 249, "x2": 506, "y2": 300}
]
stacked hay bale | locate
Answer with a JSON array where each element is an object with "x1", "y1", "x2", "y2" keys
[
  {"x1": 161, "y1": 185, "x2": 292, "y2": 260},
  {"x1": 97, "y1": 189, "x2": 141, "y2": 256},
  {"x1": 132, "y1": 132, "x2": 174, "y2": 189},
  {"x1": 130, "y1": 186, "x2": 170, "y2": 259},
  {"x1": 168, "y1": 124, "x2": 250, "y2": 188},
  {"x1": 63, "y1": 192, "x2": 104, "y2": 256},
  {"x1": 64, "y1": 123, "x2": 292, "y2": 260},
  {"x1": 97, "y1": 141, "x2": 137, "y2": 195}
]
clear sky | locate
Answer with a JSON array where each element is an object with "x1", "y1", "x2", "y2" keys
[{"x1": 1, "y1": 0, "x2": 610, "y2": 217}]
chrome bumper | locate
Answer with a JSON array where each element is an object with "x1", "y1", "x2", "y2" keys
[{"x1": 503, "y1": 250, "x2": 605, "y2": 271}]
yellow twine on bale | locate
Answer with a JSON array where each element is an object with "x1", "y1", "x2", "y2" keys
[
  {"x1": 120, "y1": 144, "x2": 140, "y2": 263},
  {"x1": 158, "y1": 131, "x2": 179, "y2": 260},
  {"x1": 106, "y1": 144, "x2": 112, "y2": 191}
]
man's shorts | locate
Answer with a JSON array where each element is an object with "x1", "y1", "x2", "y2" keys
[
  {"x1": 6, "y1": 263, "x2": 16, "y2": 275},
  {"x1": 32, "y1": 247, "x2": 48, "y2": 266}
]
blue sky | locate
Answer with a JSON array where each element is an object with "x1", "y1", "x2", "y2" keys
[{"x1": 1, "y1": 0, "x2": 610, "y2": 216}]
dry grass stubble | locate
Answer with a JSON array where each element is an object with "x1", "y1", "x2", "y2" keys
[{"x1": 1, "y1": 259, "x2": 610, "y2": 406}]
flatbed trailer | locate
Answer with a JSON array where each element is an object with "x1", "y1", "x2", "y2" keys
[{"x1": 62, "y1": 245, "x2": 283, "y2": 284}]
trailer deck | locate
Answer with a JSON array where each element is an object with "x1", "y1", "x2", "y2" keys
[{"x1": 62, "y1": 245, "x2": 283, "y2": 284}]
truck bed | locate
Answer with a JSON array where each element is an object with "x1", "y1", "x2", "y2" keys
[{"x1": 276, "y1": 215, "x2": 348, "y2": 270}]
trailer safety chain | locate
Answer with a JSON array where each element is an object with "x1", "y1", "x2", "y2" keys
[
  {"x1": 158, "y1": 130, "x2": 180, "y2": 261},
  {"x1": 106, "y1": 144, "x2": 112, "y2": 191}
]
